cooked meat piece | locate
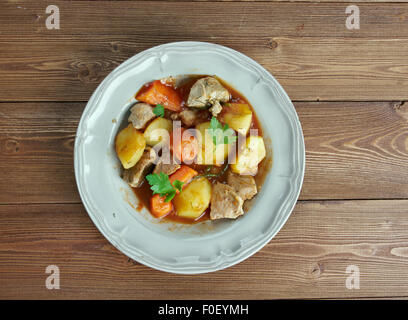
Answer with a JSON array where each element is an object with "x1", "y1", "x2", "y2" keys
[
  {"x1": 179, "y1": 109, "x2": 199, "y2": 127},
  {"x1": 227, "y1": 171, "x2": 257, "y2": 200},
  {"x1": 210, "y1": 182, "x2": 244, "y2": 220},
  {"x1": 123, "y1": 147, "x2": 157, "y2": 187},
  {"x1": 153, "y1": 158, "x2": 181, "y2": 176},
  {"x1": 179, "y1": 109, "x2": 210, "y2": 127},
  {"x1": 128, "y1": 103, "x2": 156, "y2": 129},
  {"x1": 209, "y1": 101, "x2": 223, "y2": 117},
  {"x1": 187, "y1": 77, "x2": 230, "y2": 116}
]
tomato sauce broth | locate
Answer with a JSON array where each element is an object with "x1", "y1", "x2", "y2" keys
[{"x1": 132, "y1": 75, "x2": 267, "y2": 224}]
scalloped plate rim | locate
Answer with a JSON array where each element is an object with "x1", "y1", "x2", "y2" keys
[{"x1": 74, "y1": 41, "x2": 305, "y2": 274}]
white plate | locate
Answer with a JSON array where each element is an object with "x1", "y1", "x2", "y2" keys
[{"x1": 74, "y1": 42, "x2": 305, "y2": 274}]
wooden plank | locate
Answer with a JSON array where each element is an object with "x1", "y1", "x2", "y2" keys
[
  {"x1": 0, "y1": 102, "x2": 82, "y2": 204},
  {"x1": 263, "y1": 37, "x2": 408, "y2": 101},
  {"x1": 1, "y1": 36, "x2": 408, "y2": 101},
  {"x1": 3, "y1": 2, "x2": 408, "y2": 37},
  {"x1": 298, "y1": 101, "x2": 408, "y2": 199},
  {"x1": 1, "y1": 101, "x2": 408, "y2": 204},
  {"x1": 1, "y1": 200, "x2": 408, "y2": 299}
]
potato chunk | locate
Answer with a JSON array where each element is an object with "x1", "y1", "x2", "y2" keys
[
  {"x1": 195, "y1": 121, "x2": 230, "y2": 165},
  {"x1": 219, "y1": 103, "x2": 252, "y2": 136},
  {"x1": 231, "y1": 136, "x2": 266, "y2": 175},
  {"x1": 115, "y1": 124, "x2": 146, "y2": 169},
  {"x1": 143, "y1": 117, "x2": 172, "y2": 146},
  {"x1": 173, "y1": 177, "x2": 212, "y2": 219}
]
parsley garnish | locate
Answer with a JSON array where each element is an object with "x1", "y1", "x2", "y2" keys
[
  {"x1": 172, "y1": 180, "x2": 184, "y2": 193},
  {"x1": 209, "y1": 116, "x2": 237, "y2": 146},
  {"x1": 153, "y1": 104, "x2": 165, "y2": 117},
  {"x1": 146, "y1": 172, "x2": 184, "y2": 202},
  {"x1": 200, "y1": 164, "x2": 229, "y2": 178}
]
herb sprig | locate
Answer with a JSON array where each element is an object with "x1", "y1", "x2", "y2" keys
[
  {"x1": 146, "y1": 172, "x2": 183, "y2": 202},
  {"x1": 153, "y1": 104, "x2": 165, "y2": 118},
  {"x1": 199, "y1": 164, "x2": 229, "y2": 178},
  {"x1": 209, "y1": 117, "x2": 237, "y2": 146}
]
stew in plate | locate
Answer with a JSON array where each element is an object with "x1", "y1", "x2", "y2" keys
[{"x1": 115, "y1": 75, "x2": 270, "y2": 224}]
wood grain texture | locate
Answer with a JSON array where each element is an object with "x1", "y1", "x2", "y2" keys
[
  {"x1": 1, "y1": 36, "x2": 408, "y2": 101},
  {"x1": 3, "y1": 2, "x2": 408, "y2": 37},
  {"x1": 1, "y1": 101, "x2": 407, "y2": 204},
  {"x1": 1, "y1": 200, "x2": 408, "y2": 299},
  {"x1": 1, "y1": 1, "x2": 408, "y2": 101},
  {"x1": 298, "y1": 101, "x2": 408, "y2": 199},
  {"x1": 2, "y1": 0, "x2": 408, "y2": 300},
  {"x1": 0, "y1": 103, "x2": 81, "y2": 204}
]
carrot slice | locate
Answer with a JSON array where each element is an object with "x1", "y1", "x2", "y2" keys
[
  {"x1": 150, "y1": 194, "x2": 173, "y2": 218},
  {"x1": 169, "y1": 165, "x2": 198, "y2": 191},
  {"x1": 136, "y1": 80, "x2": 182, "y2": 112},
  {"x1": 171, "y1": 128, "x2": 199, "y2": 163}
]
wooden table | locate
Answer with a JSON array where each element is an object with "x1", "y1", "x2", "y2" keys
[{"x1": 1, "y1": 0, "x2": 408, "y2": 300}]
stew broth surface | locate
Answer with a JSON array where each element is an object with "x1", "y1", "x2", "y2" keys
[{"x1": 132, "y1": 75, "x2": 269, "y2": 224}]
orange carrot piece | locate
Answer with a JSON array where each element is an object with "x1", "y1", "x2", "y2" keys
[
  {"x1": 150, "y1": 194, "x2": 173, "y2": 218},
  {"x1": 169, "y1": 165, "x2": 198, "y2": 190},
  {"x1": 136, "y1": 80, "x2": 182, "y2": 112},
  {"x1": 171, "y1": 128, "x2": 199, "y2": 163}
]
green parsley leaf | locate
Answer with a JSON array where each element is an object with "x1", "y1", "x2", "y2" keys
[
  {"x1": 153, "y1": 104, "x2": 165, "y2": 117},
  {"x1": 172, "y1": 180, "x2": 184, "y2": 193},
  {"x1": 210, "y1": 116, "x2": 222, "y2": 130},
  {"x1": 208, "y1": 116, "x2": 237, "y2": 146},
  {"x1": 199, "y1": 164, "x2": 229, "y2": 179},
  {"x1": 146, "y1": 172, "x2": 173, "y2": 195},
  {"x1": 145, "y1": 172, "x2": 184, "y2": 202},
  {"x1": 164, "y1": 190, "x2": 176, "y2": 202}
]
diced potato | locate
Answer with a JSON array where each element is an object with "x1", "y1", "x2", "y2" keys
[
  {"x1": 197, "y1": 143, "x2": 229, "y2": 166},
  {"x1": 195, "y1": 121, "x2": 230, "y2": 165},
  {"x1": 231, "y1": 136, "x2": 266, "y2": 175},
  {"x1": 143, "y1": 117, "x2": 172, "y2": 146},
  {"x1": 115, "y1": 124, "x2": 146, "y2": 169},
  {"x1": 214, "y1": 143, "x2": 230, "y2": 165},
  {"x1": 173, "y1": 177, "x2": 212, "y2": 219},
  {"x1": 195, "y1": 121, "x2": 211, "y2": 145},
  {"x1": 220, "y1": 103, "x2": 252, "y2": 136},
  {"x1": 196, "y1": 145, "x2": 215, "y2": 165}
]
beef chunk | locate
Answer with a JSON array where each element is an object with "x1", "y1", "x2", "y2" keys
[
  {"x1": 227, "y1": 171, "x2": 257, "y2": 201},
  {"x1": 179, "y1": 109, "x2": 199, "y2": 127},
  {"x1": 210, "y1": 182, "x2": 244, "y2": 220},
  {"x1": 123, "y1": 147, "x2": 157, "y2": 187},
  {"x1": 153, "y1": 158, "x2": 180, "y2": 176},
  {"x1": 179, "y1": 109, "x2": 210, "y2": 127},
  {"x1": 187, "y1": 77, "x2": 230, "y2": 116},
  {"x1": 128, "y1": 103, "x2": 156, "y2": 129}
]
